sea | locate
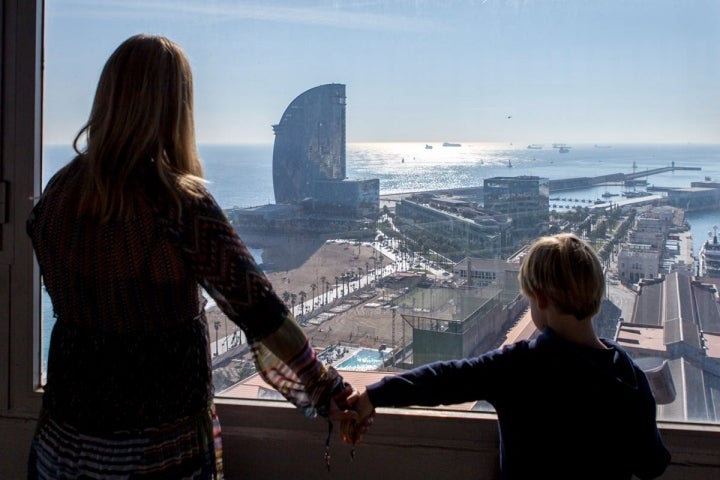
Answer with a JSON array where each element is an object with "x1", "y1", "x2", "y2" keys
[{"x1": 40, "y1": 142, "x2": 720, "y2": 371}]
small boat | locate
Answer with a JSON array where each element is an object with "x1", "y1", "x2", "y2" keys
[
  {"x1": 527, "y1": 144, "x2": 543, "y2": 149},
  {"x1": 425, "y1": 144, "x2": 433, "y2": 149},
  {"x1": 442, "y1": 142, "x2": 461, "y2": 147},
  {"x1": 602, "y1": 192, "x2": 619, "y2": 198},
  {"x1": 559, "y1": 146, "x2": 570, "y2": 153}
]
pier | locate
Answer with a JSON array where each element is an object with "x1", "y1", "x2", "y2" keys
[
  {"x1": 625, "y1": 165, "x2": 702, "y2": 181},
  {"x1": 549, "y1": 164, "x2": 701, "y2": 193}
]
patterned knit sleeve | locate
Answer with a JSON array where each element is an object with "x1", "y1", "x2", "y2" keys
[{"x1": 175, "y1": 189, "x2": 346, "y2": 417}]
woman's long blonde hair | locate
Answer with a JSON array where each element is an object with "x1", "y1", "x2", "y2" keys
[{"x1": 74, "y1": 34, "x2": 204, "y2": 222}]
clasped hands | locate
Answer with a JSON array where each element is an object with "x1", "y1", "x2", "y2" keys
[{"x1": 329, "y1": 385, "x2": 376, "y2": 445}]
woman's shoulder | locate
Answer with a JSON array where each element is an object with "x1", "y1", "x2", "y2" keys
[{"x1": 173, "y1": 179, "x2": 227, "y2": 224}]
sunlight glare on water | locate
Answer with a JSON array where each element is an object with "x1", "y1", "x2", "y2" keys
[{"x1": 347, "y1": 142, "x2": 521, "y2": 193}]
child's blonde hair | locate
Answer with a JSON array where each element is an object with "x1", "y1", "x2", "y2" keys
[{"x1": 519, "y1": 233, "x2": 604, "y2": 320}]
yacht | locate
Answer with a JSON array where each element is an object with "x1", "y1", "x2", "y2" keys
[
  {"x1": 442, "y1": 142, "x2": 461, "y2": 147},
  {"x1": 699, "y1": 225, "x2": 720, "y2": 278}
]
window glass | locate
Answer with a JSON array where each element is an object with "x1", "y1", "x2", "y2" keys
[{"x1": 43, "y1": 0, "x2": 720, "y2": 423}]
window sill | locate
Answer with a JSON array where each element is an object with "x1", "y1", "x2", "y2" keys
[
  {"x1": 214, "y1": 398, "x2": 720, "y2": 479},
  {"x1": 2, "y1": 397, "x2": 719, "y2": 478}
]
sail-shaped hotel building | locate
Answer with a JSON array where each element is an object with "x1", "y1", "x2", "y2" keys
[
  {"x1": 229, "y1": 84, "x2": 379, "y2": 234},
  {"x1": 272, "y1": 83, "x2": 378, "y2": 217}
]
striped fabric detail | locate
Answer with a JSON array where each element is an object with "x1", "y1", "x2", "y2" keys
[
  {"x1": 29, "y1": 410, "x2": 221, "y2": 480},
  {"x1": 251, "y1": 314, "x2": 340, "y2": 417}
]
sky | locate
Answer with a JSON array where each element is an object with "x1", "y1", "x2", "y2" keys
[{"x1": 43, "y1": 0, "x2": 720, "y2": 145}]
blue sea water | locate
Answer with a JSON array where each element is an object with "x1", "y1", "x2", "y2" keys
[{"x1": 40, "y1": 142, "x2": 720, "y2": 372}]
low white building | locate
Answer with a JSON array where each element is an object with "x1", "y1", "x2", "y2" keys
[
  {"x1": 618, "y1": 243, "x2": 661, "y2": 284},
  {"x1": 630, "y1": 216, "x2": 669, "y2": 248},
  {"x1": 453, "y1": 257, "x2": 521, "y2": 304}
]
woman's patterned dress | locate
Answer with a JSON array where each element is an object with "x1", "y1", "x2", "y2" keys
[{"x1": 27, "y1": 159, "x2": 346, "y2": 479}]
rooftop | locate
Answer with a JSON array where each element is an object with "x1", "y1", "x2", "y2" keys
[{"x1": 621, "y1": 271, "x2": 720, "y2": 422}]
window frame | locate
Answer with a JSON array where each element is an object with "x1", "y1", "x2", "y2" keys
[
  {"x1": 1, "y1": 0, "x2": 43, "y2": 418},
  {"x1": 2, "y1": 2, "x2": 720, "y2": 478}
]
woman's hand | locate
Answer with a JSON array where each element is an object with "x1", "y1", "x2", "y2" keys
[{"x1": 328, "y1": 383, "x2": 359, "y2": 422}]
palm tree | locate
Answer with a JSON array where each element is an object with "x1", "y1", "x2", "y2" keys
[
  {"x1": 320, "y1": 276, "x2": 327, "y2": 304},
  {"x1": 334, "y1": 276, "x2": 339, "y2": 300},
  {"x1": 282, "y1": 291, "x2": 290, "y2": 306},
  {"x1": 298, "y1": 291, "x2": 307, "y2": 315},
  {"x1": 290, "y1": 294, "x2": 297, "y2": 316},
  {"x1": 325, "y1": 281, "x2": 331, "y2": 304},
  {"x1": 310, "y1": 283, "x2": 317, "y2": 308},
  {"x1": 357, "y1": 267, "x2": 364, "y2": 288}
]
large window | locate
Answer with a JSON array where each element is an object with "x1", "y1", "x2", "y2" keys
[{"x1": 39, "y1": 0, "x2": 720, "y2": 426}]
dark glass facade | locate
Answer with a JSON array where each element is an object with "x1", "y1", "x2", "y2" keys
[
  {"x1": 272, "y1": 83, "x2": 347, "y2": 204},
  {"x1": 483, "y1": 176, "x2": 550, "y2": 243}
]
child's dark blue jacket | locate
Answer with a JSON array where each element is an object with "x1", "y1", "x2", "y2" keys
[{"x1": 366, "y1": 327, "x2": 671, "y2": 479}]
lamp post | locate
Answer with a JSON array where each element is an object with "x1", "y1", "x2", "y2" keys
[{"x1": 214, "y1": 321, "x2": 221, "y2": 356}]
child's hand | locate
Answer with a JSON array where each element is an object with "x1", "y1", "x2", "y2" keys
[{"x1": 340, "y1": 390, "x2": 375, "y2": 445}]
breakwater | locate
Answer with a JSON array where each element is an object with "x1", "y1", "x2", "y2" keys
[{"x1": 549, "y1": 166, "x2": 701, "y2": 193}]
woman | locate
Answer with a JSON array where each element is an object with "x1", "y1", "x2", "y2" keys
[{"x1": 27, "y1": 34, "x2": 356, "y2": 479}]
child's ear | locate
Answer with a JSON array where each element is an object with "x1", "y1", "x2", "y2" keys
[{"x1": 533, "y1": 291, "x2": 549, "y2": 309}]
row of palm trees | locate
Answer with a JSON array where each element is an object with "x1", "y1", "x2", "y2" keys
[{"x1": 279, "y1": 255, "x2": 389, "y2": 317}]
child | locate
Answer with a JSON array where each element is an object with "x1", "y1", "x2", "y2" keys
[{"x1": 350, "y1": 233, "x2": 670, "y2": 479}]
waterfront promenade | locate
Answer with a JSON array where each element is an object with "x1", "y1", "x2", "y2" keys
[{"x1": 207, "y1": 238, "x2": 412, "y2": 359}]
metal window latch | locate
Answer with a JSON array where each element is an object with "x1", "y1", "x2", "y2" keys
[{"x1": 0, "y1": 181, "x2": 7, "y2": 224}]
